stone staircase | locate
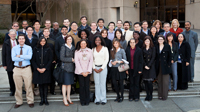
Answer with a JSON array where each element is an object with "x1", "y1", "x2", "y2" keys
[{"x1": 0, "y1": 82, "x2": 200, "y2": 104}]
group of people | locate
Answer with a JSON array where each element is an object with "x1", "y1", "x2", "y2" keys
[{"x1": 2, "y1": 15, "x2": 198, "y2": 108}]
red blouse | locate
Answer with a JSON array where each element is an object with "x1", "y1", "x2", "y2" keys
[
  {"x1": 130, "y1": 47, "x2": 136, "y2": 69},
  {"x1": 169, "y1": 27, "x2": 183, "y2": 37}
]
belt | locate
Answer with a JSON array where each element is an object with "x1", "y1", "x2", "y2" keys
[
  {"x1": 95, "y1": 65, "x2": 102, "y2": 67},
  {"x1": 15, "y1": 65, "x2": 30, "y2": 69}
]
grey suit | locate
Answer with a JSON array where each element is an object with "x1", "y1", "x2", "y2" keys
[{"x1": 182, "y1": 30, "x2": 198, "y2": 80}]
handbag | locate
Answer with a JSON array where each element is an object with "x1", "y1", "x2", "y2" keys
[
  {"x1": 53, "y1": 64, "x2": 64, "y2": 84},
  {"x1": 118, "y1": 63, "x2": 129, "y2": 72}
]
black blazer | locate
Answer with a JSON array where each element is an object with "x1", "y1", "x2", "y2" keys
[
  {"x1": 2, "y1": 39, "x2": 18, "y2": 71},
  {"x1": 51, "y1": 31, "x2": 62, "y2": 40},
  {"x1": 150, "y1": 34, "x2": 158, "y2": 46},
  {"x1": 125, "y1": 46, "x2": 143, "y2": 76},
  {"x1": 55, "y1": 35, "x2": 65, "y2": 61},
  {"x1": 170, "y1": 42, "x2": 179, "y2": 62},
  {"x1": 178, "y1": 41, "x2": 191, "y2": 82},
  {"x1": 4, "y1": 31, "x2": 24, "y2": 42},
  {"x1": 159, "y1": 32, "x2": 177, "y2": 42},
  {"x1": 139, "y1": 31, "x2": 147, "y2": 41},
  {"x1": 32, "y1": 46, "x2": 53, "y2": 84},
  {"x1": 142, "y1": 47, "x2": 156, "y2": 79},
  {"x1": 25, "y1": 34, "x2": 38, "y2": 49},
  {"x1": 142, "y1": 29, "x2": 151, "y2": 36},
  {"x1": 78, "y1": 24, "x2": 91, "y2": 32},
  {"x1": 155, "y1": 44, "x2": 172, "y2": 75},
  {"x1": 136, "y1": 39, "x2": 143, "y2": 48},
  {"x1": 96, "y1": 26, "x2": 108, "y2": 32},
  {"x1": 103, "y1": 38, "x2": 112, "y2": 52},
  {"x1": 157, "y1": 29, "x2": 164, "y2": 35}
]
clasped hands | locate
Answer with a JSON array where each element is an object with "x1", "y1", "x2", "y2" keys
[{"x1": 37, "y1": 68, "x2": 46, "y2": 73}]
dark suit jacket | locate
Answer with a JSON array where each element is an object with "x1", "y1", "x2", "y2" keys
[
  {"x1": 96, "y1": 26, "x2": 108, "y2": 32},
  {"x1": 125, "y1": 46, "x2": 143, "y2": 76},
  {"x1": 155, "y1": 44, "x2": 172, "y2": 75},
  {"x1": 88, "y1": 31, "x2": 101, "y2": 44},
  {"x1": 142, "y1": 29, "x2": 151, "y2": 36},
  {"x1": 78, "y1": 24, "x2": 91, "y2": 32},
  {"x1": 55, "y1": 35, "x2": 66, "y2": 61},
  {"x1": 139, "y1": 31, "x2": 147, "y2": 41},
  {"x1": 50, "y1": 31, "x2": 62, "y2": 40},
  {"x1": 2, "y1": 39, "x2": 18, "y2": 71},
  {"x1": 4, "y1": 31, "x2": 24, "y2": 42},
  {"x1": 159, "y1": 31, "x2": 177, "y2": 42},
  {"x1": 25, "y1": 34, "x2": 39, "y2": 49}
]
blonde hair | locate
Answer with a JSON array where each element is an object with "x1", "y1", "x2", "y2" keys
[
  {"x1": 152, "y1": 20, "x2": 162, "y2": 29},
  {"x1": 171, "y1": 19, "x2": 180, "y2": 28}
]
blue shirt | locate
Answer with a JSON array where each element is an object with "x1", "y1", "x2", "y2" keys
[
  {"x1": 115, "y1": 27, "x2": 124, "y2": 32},
  {"x1": 107, "y1": 31, "x2": 115, "y2": 41},
  {"x1": 28, "y1": 36, "x2": 33, "y2": 43},
  {"x1": 163, "y1": 31, "x2": 170, "y2": 37},
  {"x1": 12, "y1": 44, "x2": 32, "y2": 67}
]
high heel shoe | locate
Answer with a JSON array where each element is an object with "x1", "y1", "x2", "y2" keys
[
  {"x1": 63, "y1": 100, "x2": 69, "y2": 106},
  {"x1": 67, "y1": 99, "x2": 73, "y2": 104}
]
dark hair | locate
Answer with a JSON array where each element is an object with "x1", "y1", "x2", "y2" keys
[
  {"x1": 150, "y1": 26, "x2": 157, "y2": 31},
  {"x1": 64, "y1": 35, "x2": 73, "y2": 43},
  {"x1": 33, "y1": 20, "x2": 40, "y2": 26},
  {"x1": 134, "y1": 22, "x2": 141, "y2": 26},
  {"x1": 78, "y1": 29, "x2": 90, "y2": 39},
  {"x1": 37, "y1": 37, "x2": 48, "y2": 48},
  {"x1": 70, "y1": 21, "x2": 78, "y2": 26},
  {"x1": 178, "y1": 33, "x2": 186, "y2": 42},
  {"x1": 61, "y1": 26, "x2": 68, "y2": 30},
  {"x1": 80, "y1": 15, "x2": 87, "y2": 20},
  {"x1": 153, "y1": 20, "x2": 162, "y2": 29},
  {"x1": 143, "y1": 36, "x2": 154, "y2": 48},
  {"x1": 114, "y1": 29, "x2": 125, "y2": 41},
  {"x1": 18, "y1": 34, "x2": 25, "y2": 39},
  {"x1": 76, "y1": 39, "x2": 88, "y2": 51},
  {"x1": 166, "y1": 33, "x2": 175, "y2": 45},
  {"x1": 123, "y1": 21, "x2": 130, "y2": 26},
  {"x1": 26, "y1": 26, "x2": 34, "y2": 30},
  {"x1": 142, "y1": 20, "x2": 148, "y2": 25},
  {"x1": 108, "y1": 22, "x2": 115, "y2": 26},
  {"x1": 110, "y1": 38, "x2": 122, "y2": 59},
  {"x1": 185, "y1": 21, "x2": 191, "y2": 25},
  {"x1": 157, "y1": 35, "x2": 166, "y2": 44},
  {"x1": 92, "y1": 35, "x2": 106, "y2": 48},
  {"x1": 97, "y1": 18, "x2": 104, "y2": 23},
  {"x1": 100, "y1": 29, "x2": 108, "y2": 39},
  {"x1": 133, "y1": 31, "x2": 140, "y2": 36},
  {"x1": 64, "y1": 18, "x2": 70, "y2": 21}
]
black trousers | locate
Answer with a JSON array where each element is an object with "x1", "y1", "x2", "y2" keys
[
  {"x1": 39, "y1": 84, "x2": 48, "y2": 98},
  {"x1": 50, "y1": 63, "x2": 56, "y2": 93},
  {"x1": 112, "y1": 78, "x2": 124, "y2": 98},
  {"x1": 129, "y1": 69, "x2": 140, "y2": 99},
  {"x1": 7, "y1": 71, "x2": 15, "y2": 93},
  {"x1": 144, "y1": 80, "x2": 153, "y2": 97},
  {"x1": 78, "y1": 74, "x2": 90, "y2": 104}
]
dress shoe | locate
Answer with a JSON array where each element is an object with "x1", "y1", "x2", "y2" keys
[
  {"x1": 95, "y1": 102, "x2": 100, "y2": 105},
  {"x1": 10, "y1": 92, "x2": 14, "y2": 96},
  {"x1": 101, "y1": 102, "x2": 106, "y2": 105},
  {"x1": 114, "y1": 97, "x2": 119, "y2": 102},
  {"x1": 50, "y1": 92, "x2": 56, "y2": 95},
  {"x1": 14, "y1": 104, "x2": 22, "y2": 108},
  {"x1": 129, "y1": 98, "x2": 133, "y2": 102},
  {"x1": 22, "y1": 90, "x2": 26, "y2": 94},
  {"x1": 81, "y1": 103, "x2": 85, "y2": 106},
  {"x1": 85, "y1": 103, "x2": 89, "y2": 106},
  {"x1": 135, "y1": 99, "x2": 139, "y2": 102},
  {"x1": 118, "y1": 97, "x2": 124, "y2": 103},
  {"x1": 67, "y1": 99, "x2": 73, "y2": 104},
  {"x1": 29, "y1": 104, "x2": 34, "y2": 108}
]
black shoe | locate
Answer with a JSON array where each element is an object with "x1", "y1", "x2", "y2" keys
[
  {"x1": 39, "y1": 98, "x2": 44, "y2": 106},
  {"x1": 22, "y1": 90, "x2": 26, "y2": 94},
  {"x1": 135, "y1": 99, "x2": 139, "y2": 102},
  {"x1": 95, "y1": 102, "x2": 100, "y2": 105},
  {"x1": 114, "y1": 97, "x2": 119, "y2": 102},
  {"x1": 101, "y1": 102, "x2": 106, "y2": 105},
  {"x1": 10, "y1": 92, "x2": 14, "y2": 96},
  {"x1": 50, "y1": 92, "x2": 56, "y2": 95},
  {"x1": 129, "y1": 98, "x2": 133, "y2": 102},
  {"x1": 118, "y1": 98, "x2": 123, "y2": 103},
  {"x1": 85, "y1": 103, "x2": 89, "y2": 106},
  {"x1": 149, "y1": 95, "x2": 152, "y2": 101},
  {"x1": 44, "y1": 98, "x2": 49, "y2": 105},
  {"x1": 145, "y1": 95, "x2": 149, "y2": 101},
  {"x1": 81, "y1": 103, "x2": 85, "y2": 106}
]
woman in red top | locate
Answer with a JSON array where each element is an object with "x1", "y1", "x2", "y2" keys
[{"x1": 170, "y1": 19, "x2": 183, "y2": 37}]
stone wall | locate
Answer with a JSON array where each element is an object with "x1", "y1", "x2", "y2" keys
[{"x1": 0, "y1": 0, "x2": 12, "y2": 29}]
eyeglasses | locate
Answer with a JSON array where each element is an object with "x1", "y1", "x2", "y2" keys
[
  {"x1": 27, "y1": 30, "x2": 33, "y2": 31},
  {"x1": 13, "y1": 25, "x2": 19, "y2": 27}
]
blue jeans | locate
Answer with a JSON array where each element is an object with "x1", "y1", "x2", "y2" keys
[{"x1": 168, "y1": 62, "x2": 178, "y2": 90}]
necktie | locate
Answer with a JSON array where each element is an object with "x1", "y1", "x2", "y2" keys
[
  {"x1": 19, "y1": 47, "x2": 23, "y2": 66},
  {"x1": 13, "y1": 41, "x2": 16, "y2": 47},
  {"x1": 124, "y1": 31, "x2": 126, "y2": 37},
  {"x1": 164, "y1": 32, "x2": 167, "y2": 38}
]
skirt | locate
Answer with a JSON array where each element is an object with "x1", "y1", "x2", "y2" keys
[
  {"x1": 110, "y1": 67, "x2": 126, "y2": 80},
  {"x1": 63, "y1": 71, "x2": 74, "y2": 85}
]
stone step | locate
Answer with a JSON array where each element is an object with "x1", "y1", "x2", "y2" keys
[{"x1": 0, "y1": 87, "x2": 199, "y2": 103}]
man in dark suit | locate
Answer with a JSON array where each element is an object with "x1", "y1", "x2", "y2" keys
[
  {"x1": 77, "y1": 16, "x2": 91, "y2": 32},
  {"x1": 133, "y1": 22, "x2": 147, "y2": 41},
  {"x1": 25, "y1": 26, "x2": 38, "y2": 49},
  {"x1": 88, "y1": 22, "x2": 100, "y2": 43},
  {"x1": 141, "y1": 20, "x2": 150, "y2": 36},
  {"x1": 4, "y1": 22, "x2": 24, "y2": 42},
  {"x1": 51, "y1": 22, "x2": 62, "y2": 40},
  {"x1": 159, "y1": 23, "x2": 177, "y2": 42},
  {"x1": 2, "y1": 29, "x2": 18, "y2": 96},
  {"x1": 55, "y1": 26, "x2": 68, "y2": 63},
  {"x1": 96, "y1": 18, "x2": 108, "y2": 32},
  {"x1": 33, "y1": 20, "x2": 43, "y2": 38}
]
